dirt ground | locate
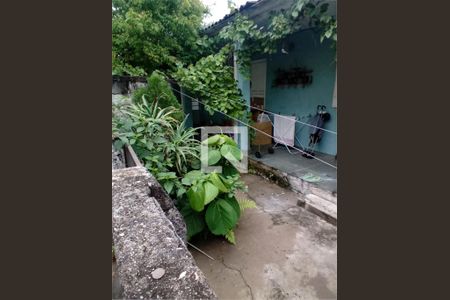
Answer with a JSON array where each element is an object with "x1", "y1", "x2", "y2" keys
[{"x1": 190, "y1": 174, "x2": 337, "y2": 300}]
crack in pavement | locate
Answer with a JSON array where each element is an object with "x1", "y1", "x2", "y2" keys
[{"x1": 219, "y1": 258, "x2": 254, "y2": 300}]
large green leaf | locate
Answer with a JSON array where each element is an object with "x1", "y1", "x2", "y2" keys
[
  {"x1": 218, "y1": 136, "x2": 226, "y2": 145},
  {"x1": 221, "y1": 135, "x2": 237, "y2": 146},
  {"x1": 222, "y1": 164, "x2": 239, "y2": 177},
  {"x1": 185, "y1": 170, "x2": 203, "y2": 180},
  {"x1": 220, "y1": 144, "x2": 242, "y2": 163},
  {"x1": 163, "y1": 181, "x2": 174, "y2": 194},
  {"x1": 187, "y1": 184, "x2": 205, "y2": 212},
  {"x1": 207, "y1": 149, "x2": 222, "y2": 165},
  {"x1": 217, "y1": 134, "x2": 238, "y2": 146},
  {"x1": 180, "y1": 205, "x2": 205, "y2": 240},
  {"x1": 224, "y1": 196, "x2": 241, "y2": 220},
  {"x1": 190, "y1": 158, "x2": 201, "y2": 170},
  {"x1": 202, "y1": 135, "x2": 220, "y2": 145},
  {"x1": 203, "y1": 181, "x2": 219, "y2": 205},
  {"x1": 205, "y1": 199, "x2": 238, "y2": 235},
  {"x1": 200, "y1": 149, "x2": 222, "y2": 166},
  {"x1": 176, "y1": 186, "x2": 186, "y2": 199},
  {"x1": 209, "y1": 173, "x2": 228, "y2": 192},
  {"x1": 182, "y1": 170, "x2": 203, "y2": 186}
]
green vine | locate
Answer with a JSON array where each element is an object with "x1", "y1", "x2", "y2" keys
[
  {"x1": 218, "y1": 0, "x2": 337, "y2": 77},
  {"x1": 173, "y1": 46, "x2": 247, "y2": 120}
]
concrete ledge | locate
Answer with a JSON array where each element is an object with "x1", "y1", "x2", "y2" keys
[
  {"x1": 112, "y1": 167, "x2": 217, "y2": 299},
  {"x1": 112, "y1": 144, "x2": 126, "y2": 170},
  {"x1": 112, "y1": 141, "x2": 187, "y2": 242},
  {"x1": 249, "y1": 158, "x2": 337, "y2": 225},
  {"x1": 304, "y1": 194, "x2": 337, "y2": 226},
  {"x1": 248, "y1": 158, "x2": 290, "y2": 188}
]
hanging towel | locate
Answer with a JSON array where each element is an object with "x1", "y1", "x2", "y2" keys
[{"x1": 274, "y1": 115, "x2": 296, "y2": 146}]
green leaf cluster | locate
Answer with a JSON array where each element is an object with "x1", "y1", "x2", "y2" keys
[
  {"x1": 178, "y1": 134, "x2": 256, "y2": 243},
  {"x1": 112, "y1": 97, "x2": 200, "y2": 199},
  {"x1": 132, "y1": 70, "x2": 184, "y2": 121},
  {"x1": 113, "y1": 102, "x2": 256, "y2": 244},
  {"x1": 112, "y1": 0, "x2": 208, "y2": 76},
  {"x1": 173, "y1": 47, "x2": 247, "y2": 120}
]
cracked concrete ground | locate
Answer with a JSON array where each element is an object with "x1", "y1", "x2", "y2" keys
[{"x1": 190, "y1": 174, "x2": 337, "y2": 300}]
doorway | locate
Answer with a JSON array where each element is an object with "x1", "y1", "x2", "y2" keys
[{"x1": 250, "y1": 59, "x2": 267, "y2": 121}]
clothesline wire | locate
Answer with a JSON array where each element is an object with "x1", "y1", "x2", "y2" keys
[
  {"x1": 244, "y1": 103, "x2": 337, "y2": 135},
  {"x1": 170, "y1": 87, "x2": 337, "y2": 170},
  {"x1": 167, "y1": 82, "x2": 337, "y2": 135}
]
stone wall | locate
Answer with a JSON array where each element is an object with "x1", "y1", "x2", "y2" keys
[
  {"x1": 112, "y1": 146, "x2": 216, "y2": 299},
  {"x1": 112, "y1": 76, "x2": 147, "y2": 96},
  {"x1": 112, "y1": 144, "x2": 126, "y2": 170},
  {"x1": 112, "y1": 142, "x2": 187, "y2": 241},
  {"x1": 112, "y1": 76, "x2": 146, "y2": 106}
]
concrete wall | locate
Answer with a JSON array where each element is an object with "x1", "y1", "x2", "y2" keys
[
  {"x1": 262, "y1": 29, "x2": 337, "y2": 155},
  {"x1": 112, "y1": 76, "x2": 146, "y2": 95},
  {"x1": 112, "y1": 167, "x2": 217, "y2": 299},
  {"x1": 112, "y1": 142, "x2": 217, "y2": 299}
]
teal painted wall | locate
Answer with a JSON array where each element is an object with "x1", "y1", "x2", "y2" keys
[
  {"x1": 236, "y1": 66, "x2": 251, "y2": 107},
  {"x1": 262, "y1": 29, "x2": 337, "y2": 155}
]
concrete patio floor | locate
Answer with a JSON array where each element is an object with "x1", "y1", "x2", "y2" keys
[
  {"x1": 190, "y1": 174, "x2": 337, "y2": 300},
  {"x1": 250, "y1": 147, "x2": 337, "y2": 194}
]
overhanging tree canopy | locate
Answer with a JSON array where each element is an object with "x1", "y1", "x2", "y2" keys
[{"x1": 112, "y1": 0, "x2": 207, "y2": 76}]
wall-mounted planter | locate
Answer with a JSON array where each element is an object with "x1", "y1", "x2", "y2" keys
[
  {"x1": 112, "y1": 139, "x2": 142, "y2": 170},
  {"x1": 123, "y1": 143, "x2": 141, "y2": 168},
  {"x1": 272, "y1": 67, "x2": 313, "y2": 88}
]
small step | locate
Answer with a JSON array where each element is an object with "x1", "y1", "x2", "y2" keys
[
  {"x1": 310, "y1": 186, "x2": 337, "y2": 205},
  {"x1": 304, "y1": 194, "x2": 337, "y2": 226}
]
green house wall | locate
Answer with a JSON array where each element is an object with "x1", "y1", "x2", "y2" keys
[{"x1": 261, "y1": 29, "x2": 337, "y2": 155}]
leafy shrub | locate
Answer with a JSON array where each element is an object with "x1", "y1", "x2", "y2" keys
[
  {"x1": 112, "y1": 51, "x2": 146, "y2": 76},
  {"x1": 113, "y1": 97, "x2": 199, "y2": 199},
  {"x1": 173, "y1": 47, "x2": 247, "y2": 120},
  {"x1": 178, "y1": 134, "x2": 256, "y2": 244},
  {"x1": 132, "y1": 71, "x2": 184, "y2": 121},
  {"x1": 113, "y1": 102, "x2": 256, "y2": 244}
]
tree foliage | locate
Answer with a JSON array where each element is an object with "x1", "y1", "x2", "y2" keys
[
  {"x1": 132, "y1": 70, "x2": 184, "y2": 121},
  {"x1": 173, "y1": 46, "x2": 247, "y2": 119},
  {"x1": 112, "y1": 0, "x2": 208, "y2": 76}
]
